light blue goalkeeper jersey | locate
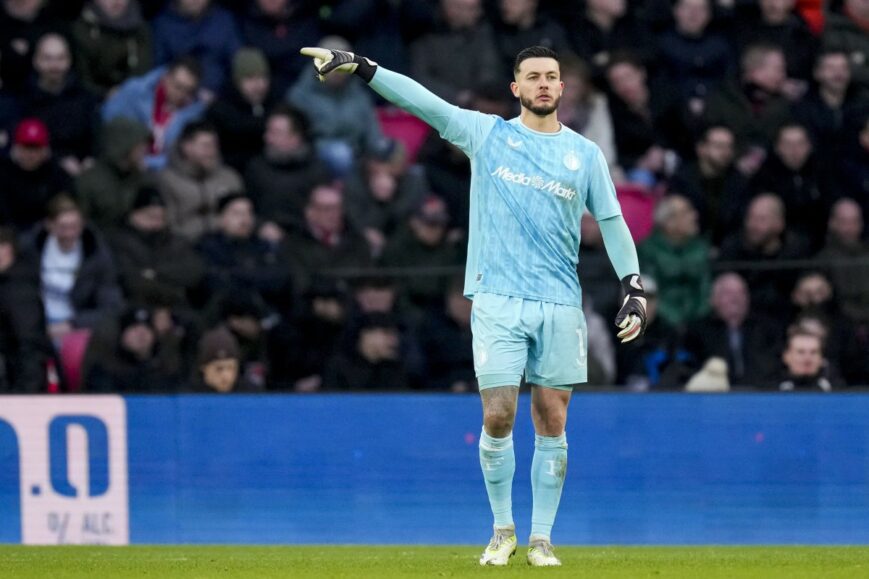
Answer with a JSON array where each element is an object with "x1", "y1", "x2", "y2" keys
[{"x1": 370, "y1": 68, "x2": 622, "y2": 307}]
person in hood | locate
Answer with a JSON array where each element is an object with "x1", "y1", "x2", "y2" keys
[{"x1": 72, "y1": 0, "x2": 153, "y2": 97}]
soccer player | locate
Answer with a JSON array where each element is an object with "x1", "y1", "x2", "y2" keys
[{"x1": 301, "y1": 44, "x2": 647, "y2": 567}]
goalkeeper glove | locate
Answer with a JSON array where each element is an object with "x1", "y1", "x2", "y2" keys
[
  {"x1": 615, "y1": 274, "x2": 647, "y2": 343},
  {"x1": 299, "y1": 47, "x2": 378, "y2": 83}
]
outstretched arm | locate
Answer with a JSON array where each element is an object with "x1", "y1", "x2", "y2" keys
[{"x1": 599, "y1": 215, "x2": 647, "y2": 343}]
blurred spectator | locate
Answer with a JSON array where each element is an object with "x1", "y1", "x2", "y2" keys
[
  {"x1": 817, "y1": 198, "x2": 869, "y2": 323},
  {"x1": 776, "y1": 328, "x2": 834, "y2": 391},
  {"x1": 192, "y1": 325, "x2": 261, "y2": 392},
  {"x1": 578, "y1": 211, "x2": 620, "y2": 317},
  {"x1": 83, "y1": 306, "x2": 183, "y2": 392},
  {"x1": 823, "y1": 0, "x2": 869, "y2": 92},
  {"x1": 584, "y1": 294, "x2": 617, "y2": 386},
  {"x1": 240, "y1": 0, "x2": 322, "y2": 96},
  {"x1": 669, "y1": 124, "x2": 750, "y2": 245},
  {"x1": 558, "y1": 55, "x2": 620, "y2": 179},
  {"x1": 752, "y1": 122, "x2": 830, "y2": 249},
  {"x1": 105, "y1": 186, "x2": 204, "y2": 310},
  {"x1": 409, "y1": 0, "x2": 500, "y2": 106},
  {"x1": 152, "y1": 0, "x2": 241, "y2": 95},
  {"x1": 0, "y1": 118, "x2": 71, "y2": 231},
  {"x1": 416, "y1": 134, "x2": 470, "y2": 231},
  {"x1": 380, "y1": 195, "x2": 462, "y2": 312},
  {"x1": 23, "y1": 33, "x2": 98, "y2": 175},
  {"x1": 718, "y1": 193, "x2": 810, "y2": 316},
  {"x1": 72, "y1": 0, "x2": 153, "y2": 98},
  {"x1": 285, "y1": 183, "x2": 373, "y2": 295},
  {"x1": 793, "y1": 49, "x2": 868, "y2": 195},
  {"x1": 196, "y1": 193, "x2": 291, "y2": 314},
  {"x1": 492, "y1": 0, "x2": 568, "y2": 78},
  {"x1": 244, "y1": 104, "x2": 329, "y2": 235},
  {"x1": 683, "y1": 272, "x2": 781, "y2": 387},
  {"x1": 0, "y1": 227, "x2": 51, "y2": 392},
  {"x1": 287, "y1": 35, "x2": 387, "y2": 176},
  {"x1": 418, "y1": 277, "x2": 474, "y2": 391},
  {"x1": 344, "y1": 140, "x2": 427, "y2": 257},
  {"x1": 210, "y1": 292, "x2": 273, "y2": 390},
  {"x1": 75, "y1": 117, "x2": 150, "y2": 229},
  {"x1": 205, "y1": 47, "x2": 277, "y2": 172},
  {"x1": 323, "y1": 312, "x2": 412, "y2": 390},
  {"x1": 19, "y1": 196, "x2": 123, "y2": 346},
  {"x1": 655, "y1": 0, "x2": 734, "y2": 104},
  {"x1": 0, "y1": 0, "x2": 58, "y2": 92},
  {"x1": 638, "y1": 195, "x2": 711, "y2": 329},
  {"x1": 840, "y1": 112, "x2": 869, "y2": 216},
  {"x1": 102, "y1": 56, "x2": 206, "y2": 169},
  {"x1": 157, "y1": 120, "x2": 244, "y2": 241}
]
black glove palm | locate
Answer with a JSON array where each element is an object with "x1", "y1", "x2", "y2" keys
[{"x1": 615, "y1": 274, "x2": 647, "y2": 343}]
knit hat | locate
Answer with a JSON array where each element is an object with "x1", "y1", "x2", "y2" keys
[
  {"x1": 198, "y1": 326, "x2": 241, "y2": 366},
  {"x1": 414, "y1": 195, "x2": 450, "y2": 226},
  {"x1": 131, "y1": 185, "x2": 165, "y2": 211},
  {"x1": 232, "y1": 47, "x2": 269, "y2": 84},
  {"x1": 216, "y1": 191, "x2": 250, "y2": 214},
  {"x1": 14, "y1": 119, "x2": 49, "y2": 147},
  {"x1": 119, "y1": 307, "x2": 152, "y2": 331}
]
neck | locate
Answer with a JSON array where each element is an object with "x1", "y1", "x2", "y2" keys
[
  {"x1": 519, "y1": 109, "x2": 560, "y2": 133},
  {"x1": 819, "y1": 85, "x2": 846, "y2": 107}
]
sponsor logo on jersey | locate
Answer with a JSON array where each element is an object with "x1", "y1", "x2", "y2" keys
[{"x1": 490, "y1": 166, "x2": 577, "y2": 201}]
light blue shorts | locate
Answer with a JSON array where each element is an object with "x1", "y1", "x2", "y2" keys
[{"x1": 471, "y1": 292, "x2": 588, "y2": 390}]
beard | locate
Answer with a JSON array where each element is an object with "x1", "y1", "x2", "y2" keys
[{"x1": 520, "y1": 93, "x2": 561, "y2": 116}]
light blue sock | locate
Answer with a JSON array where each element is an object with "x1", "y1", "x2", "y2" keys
[
  {"x1": 479, "y1": 429, "x2": 515, "y2": 528},
  {"x1": 530, "y1": 433, "x2": 568, "y2": 540}
]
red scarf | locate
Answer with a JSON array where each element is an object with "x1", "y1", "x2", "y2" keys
[{"x1": 150, "y1": 83, "x2": 173, "y2": 155}]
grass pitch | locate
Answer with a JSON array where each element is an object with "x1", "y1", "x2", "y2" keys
[{"x1": 1, "y1": 545, "x2": 868, "y2": 578}]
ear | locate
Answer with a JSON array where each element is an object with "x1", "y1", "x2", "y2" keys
[{"x1": 510, "y1": 81, "x2": 519, "y2": 98}]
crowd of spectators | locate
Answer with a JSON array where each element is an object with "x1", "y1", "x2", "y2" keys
[{"x1": 0, "y1": 0, "x2": 867, "y2": 394}]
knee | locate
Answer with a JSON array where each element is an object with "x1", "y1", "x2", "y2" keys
[
  {"x1": 532, "y1": 404, "x2": 567, "y2": 436},
  {"x1": 483, "y1": 406, "x2": 515, "y2": 437}
]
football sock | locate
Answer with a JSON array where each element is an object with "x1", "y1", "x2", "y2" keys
[
  {"x1": 479, "y1": 429, "x2": 515, "y2": 528},
  {"x1": 530, "y1": 433, "x2": 568, "y2": 540}
]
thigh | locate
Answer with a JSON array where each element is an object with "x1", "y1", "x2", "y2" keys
[
  {"x1": 526, "y1": 302, "x2": 587, "y2": 389},
  {"x1": 471, "y1": 293, "x2": 529, "y2": 389}
]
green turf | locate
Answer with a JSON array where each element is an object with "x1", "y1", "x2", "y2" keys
[{"x1": 1, "y1": 546, "x2": 868, "y2": 578}]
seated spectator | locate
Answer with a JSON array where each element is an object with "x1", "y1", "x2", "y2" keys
[
  {"x1": 752, "y1": 122, "x2": 831, "y2": 249},
  {"x1": 823, "y1": 0, "x2": 869, "y2": 92},
  {"x1": 817, "y1": 198, "x2": 869, "y2": 323},
  {"x1": 102, "y1": 56, "x2": 206, "y2": 169},
  {"x1": 840, "y1": 112, "x2": 869, "y2": 216},
  {"x1": 380, "y1": 195, "x2": 462, "y2": 312},
  {"x1": 192, "y1": 325, "x2": 261, "y2": 392},
  {"x1": 76, "y1": 117, "x2": 151, "y2": 229},
  {"x1": 284, "y1": 183, "x2": 372, "y2": 295},
  {"x1": 344, "y1": 140, "x2": 428, "y2": 257},
  {"x1": 19, "y1": 196, "x2": 124, "y2": 346},
  {"x1": 196, "y1": 193, "x2": 291, "y2": 315},
  {"x1": 205, "y1": 47, "x2": 278, "y2": 172},
  {"x1": 22, "y1": 33, "x2": 99, "y2": 176},
  {"x1": 209, "y1": 292, "x2": 274, "y2": 390},
  {"x1": 240, "y1": 0, "x2": 322, "y2": 96},
  {"x1": 105, "y1": 186, "x2": 204, "y2": 311},
  {"x1": 416, "y1": 134, "x2": 470, "y2": 231},
  {"x1": 669, "y1": 124, "x2": 750, "y2": 245},
  {"x1": 0, "y1": 0, "x2": 59, "y2": 92},
  {"x1": 492, "y1": 0, "x2": 568, "y2": 78},
  {"x1": 244, "y1": 104, "x2": 329, "y2": 236},
  {"x1": 683, "y1": 272, "x2": 782, "y2": 387},
  {"x1": 655, "y1": 0, "x2": 734, "y2": 105},
  {"x1": 287, "y1": 35, "x2": 387, "y2": 176},
  {"x1": 638, "y1": 195, "x2": 711, "y2": 329},
  {"x1": 0, "y1": 118, "x2": 71, "y2": 232},
  {"x1": 558, "y1": 55, "x2": 620, "y2": 179},
  {"x1": 152, "y1": 0, "x2": 240, "y2": 95},
  {"x1": 583, "y1": 294, "x2": 617, "y2": 386},
  {"x1": 157, "y1": 120, "x2": 244, "y2": 242},
  {"x1": 0, "y1": 227, "x2": 52, "y2": 392},
  {"x1": 578, "y1": 211, "x2": 620, "y2": 318},
  {"x1": 83, "y1": 306, "x2": 183, "y2": 392},
  {"x1": 72, "y1": 0, "x2": 153, "y2": 98},
  {"x1": 776, "y1": 328, "x2": 834, "y2": 391},
  {"x1": 418, "y1": 277, "x2": 474, "y2": 391},
  {"x1": 718, "y1": 193, "x2": 810, "y2": 316},
  {"x1": 409, "y1": 0, "x2": 500, "y2": 106},
  {"x1": 323, "y1": 312, "x2": 412, "y2": 391}
]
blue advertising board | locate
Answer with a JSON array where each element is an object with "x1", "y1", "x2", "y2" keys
[{"x1": 1, "y1": 394, "x2": 868, "y2": 545}]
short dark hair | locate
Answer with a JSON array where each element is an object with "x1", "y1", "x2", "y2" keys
[
  {"x1": 179, "y1": 120, "x2": 217, "y2": 143},
  {"x1": 267, "y1": 103, "x2": 311, "y2": 141},
  {"x1": 168, "y1": 55, "x2": 202, "y2": 81},
  {"x1": 514, "y1": 46, "x2": 559, "y2": 74}
]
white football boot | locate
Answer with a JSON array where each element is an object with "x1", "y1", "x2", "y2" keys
[
  {"x1": 479, "y1": 525, "x2": 518, "y2": 566},
  {"x1": 527, "y1": 536, "x2": 561, "y2": 566}
]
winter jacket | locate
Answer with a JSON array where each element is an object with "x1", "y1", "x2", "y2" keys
[
  {"x1": 0, "y1": 261, "x2": 51, "y2": 392},
  {"x1": 703, "y1": 80, "x2": 792, "y2": 149},
  {"x1": 21, "y1": 76, "x2": 99, "y2": 160},
  {"x1": 284, "y1": 224, "x2": 373, "y2": 296},
  {"x1": 0, "y1": 157, "x2": 72, "y2": 232},
  {"x1": 656, "y1": 27, "x2": 734, "y2": 101},
  {"x1": 823, "y1": 11, "x2": 869, "y2": 91},
  {"x1": 205, "y1": 84, "x2": 278, "y2": 172}
]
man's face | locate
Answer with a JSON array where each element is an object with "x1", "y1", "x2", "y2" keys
[
  {"x1": 500, "y1": 0, "x2": 536, "y2": 25},
  {"x1": 587, "y1": 0, "x2": 626, "y2": 18},
  {"x1": 792, "y1": 275, "x2": 832, "y2": 308},
  {"x1": 121, "y1": 323, "x2": 155, "y2": 359},
  {"x1": 264, "y1": 115, "x2": 303, "y2": 157},
  {"x1": 442, "y1": 0, "x2": 481, "y2": 29},
  {"x1": 12, "y1": 144, "x2": 49, "y2": 171},
  {"x1": 674, "y1": 0, "x2": 710, "y2": 37},
  {"x1": 48, "y1": 210, "x2": 84, "y2": 249},
  {"x1": 238, "y1": 75, "x2": 269, "y2": 105},
  {"x1": 760, "y1": 0, "x2": 794, "y2": 23},
  {"x1": 711, "y1": 274, "x2": 749, "y2": 325},
  {"x1": 181, "y1": 131, "x2": 220, "y2": 171},
  {"x1": 220, "y1": 198, "x2": 255, "y2": 239},
  {"x1": 745, "y1": 196, "x2": 784, "y2": 247},
  {"x1": 305, "y1": 187, "x2": 343, "y2": 233},
  {"x1": 775, "y1": 127, "x2": 812, "y2": 171},
  {"x1": 607, "y1": 62, "x2": 646, "y2": 106},
  {"x1": 202, "y1": 358, "x2": 239, "y2": 392},
  {"x1": 410, "y1": 217, "x2": 447, "y2": 247},
  {"x1": 846, "y1": 0, "x2": 869, "y2": 20},
  {"x1": 828, "y1": 199, "x2": 863, "y2": 245},
  {"x1": 95, "y1": 0, "x2": 129, "y2": 19},
  {"x1": 34, "y1": 35, "x2": 71, "y2": 87},
  {"x1": 367, "y1": 162, "x2": 398, "y2": 202},
  {"x1": 178, "y1": 0, "x2": 210, "y2": 17},
  {"x1": 5, "y1": 0, "x2": 43, "y2": 18},
  {"x1": 512, "y1": 57, "x2": 562, "y2": 116},
  {"x1": 747, "y1": 51, "x2": 786, "y2": 92},
  {"x1": 783, "y1": 334, "x2": 824, "y2": 377},
  {"x1": 698, "y1": 128, "x2": 735, "y2": 173},
  {"x1": 129, "y1": 205, "x2": 167, "y2": 233},
  {"x1": 256, "y1": 0, "x2": 286, "y2": 16},
  {"x1": 662, "y1": 196, "x2": 699, "y2": 240},
  {"x1": 814, "y1": 53, "x2": 850, "y2": 94},
  {"x1": 0, "y1": 242, "x2": 15, "y2": 273},
  {"x1": 162, "y1": 67, "x2": 198, "y2": 109},
  {"x1": 358, "y1": 327, "x2": 399, "y2": 362},
  {"x1": 355, "y1": 286, "x2": 396, "y2": 313}
]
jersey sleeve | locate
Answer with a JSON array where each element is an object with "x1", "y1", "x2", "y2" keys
[
  {"x1": 369, "y1": 67, "x2": 496, "y2": 157},
  {"x1": 585, "y1": 147, "x2": 622, "y2": 221}
]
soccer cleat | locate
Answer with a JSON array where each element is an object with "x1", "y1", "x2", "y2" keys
[
  {"x1": 479, "y1": 525, "x2": 517, "y2": 566},
  {"x1": 527, "y1": 537, "x2": 561, "y2": 567}
]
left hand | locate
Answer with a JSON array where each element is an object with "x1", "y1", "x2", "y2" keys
[{"x1": 615, "y1": 274, "x2": 647, "y2": 343}]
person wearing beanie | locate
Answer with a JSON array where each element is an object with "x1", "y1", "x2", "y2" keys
[
  {"x1": 206, "y1": 47, "x2": 279, "y2": 172},
  {"x1": 193, "y1": 325, "x2": 261, "y2": 393}
]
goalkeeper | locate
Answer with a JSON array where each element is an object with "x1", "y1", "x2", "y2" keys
[{"x1": 301, "y1": 45, "x2": 646, "y2": 567}]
